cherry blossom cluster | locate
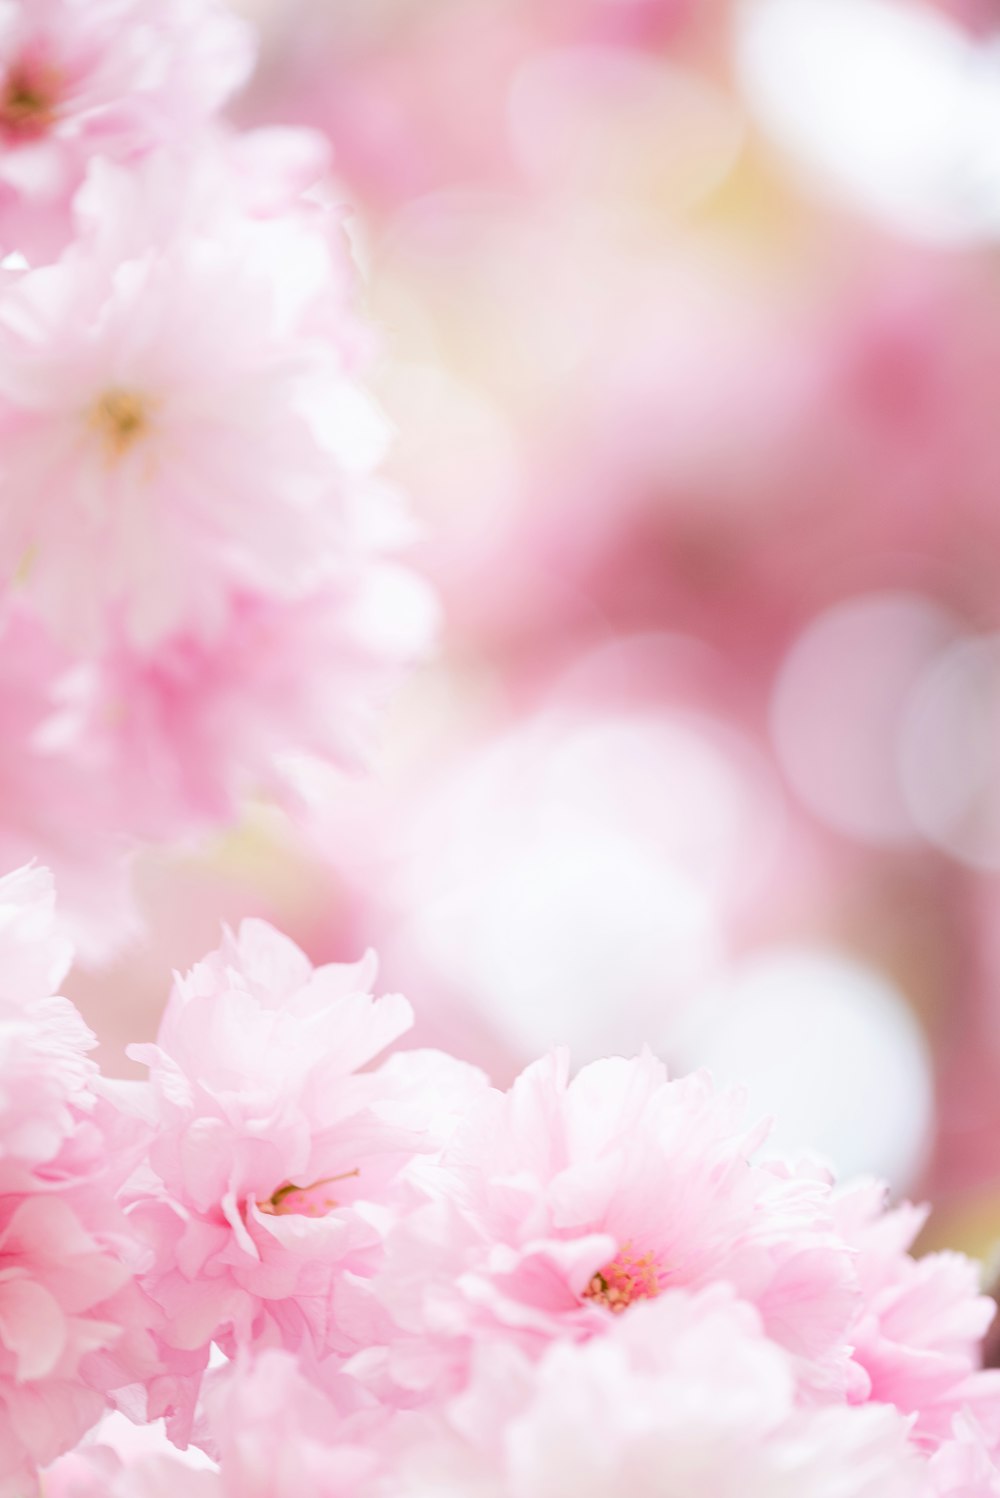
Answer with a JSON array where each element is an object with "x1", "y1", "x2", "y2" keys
[
  {"x1": 0, "y1": 0, "x2": 435, "y2": 955},
  {"x1": 0, "y1": 859, "x2": 995, "y2": 1497}
]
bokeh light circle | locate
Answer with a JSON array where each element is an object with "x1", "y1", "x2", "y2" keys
[
  {"x1": 682, "y1": 945, "x2": 934, "y2": 1189},
  {"x1": 771, "y1": 592, "x2": 959, "y2": 843},
  {"x1": 902, "y1": 632, "x2": 1000, "y2": 869}
]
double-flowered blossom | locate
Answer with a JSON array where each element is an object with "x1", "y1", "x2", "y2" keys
[
  {"x1": 65, "y1": 563, "x2": 439, "y2": 844},
  {"x1": 347, "y1": 1049, "x2": 862, "y2": 1404},
  {"x1": 0, "y1": 144, "x2": 382, "y2": 651},
  {"x1": 0, "y1": 859, "x2": 991, "y2": 1494},
  {"x1": 0, "y1": 0, "x2": 253, "y2": 261},
  {"x1": 834, "y1": 1181, "x2": 1000, "y2": 1450},
  {"x1": 389, "y1": 1289, "x2": 925, "y2": 1498},
  {"x1": 0, "y1": 867, "x2": 155, "y2": 1498},
  {"x1": 343, "y1": 1047, "x2": 1000, "y2": 1469},
  {"x1": 44, "y1": 1349, "x2": 382, "y2": 1498},
  {"x1": 0, "y1": 0, "x2": 437, "y2": 951},
  {"x1": 929, "y1": 1414, "x2": 1000, "y2": 1497},
  {"x1": 118, "y1": 917, "x2": 483, "y2": 1438}
]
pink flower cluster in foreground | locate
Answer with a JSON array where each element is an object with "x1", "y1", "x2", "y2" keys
[
  {"x1": 0, "y1": 0, "x2": 435, "y2": 956},
  {"x1": 0, "y1": 862, "x2": 994, "y2": 1496}
]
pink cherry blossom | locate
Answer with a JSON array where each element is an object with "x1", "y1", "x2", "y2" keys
[
  {"x1": 0, "y1": 861, "x2": 70, "y2": 1010},
  {"x1": 44, "y1": 1349, "x2": 380, "y2": 1498},
  {"x1": 930, "y1": 1415, "x2": 1000, "y2": 1497},
  {"x1": 351, "y1": 1044, "x2": 1000, "y2": 1458},
  {"x1": 199, "y1": 1348, "x2": 381, "y2": 1495},
  {"x1": 0, "y1": 0, "x2": 998, "y2": 1482},
  {"x1": 120, "y1": 917, "x2": 481, "y2": 1437},
  {"x1": 66, "y1": 566, "x2": 439, "y2": 846},
  {"x1": 0, "y1": 611, "x2": 138, "y2": 961},
  {"x1": 0, "y1": 1192, "x2": 150, "y2": 1498},
  {"x1": 0, "y1": 0, "x2": 254, "y2": 261},
  {"x1": 0, "y1": 864, "x2": 157, "y2": 1498},
  {"x1": 392, "y1": 1288, "x2": 924, "y2": 1498},
  {"x1": 4, "y1": 862, "x2": 999, "y2": 1492},
  {"x1": 45, "y1": 1438, "x2": 219, "y2": 1498},
  {"x1": 836, "y1": 1180, "x2": 1000, "y2": 1449},
  {"x1": 0, "y1": 145, "x2": 385, "y2": 651},
  {"x1": 0, "y1": 863, "x2": 95, "y2": 1168},
  {"x1": 350, "y1": 1049, "x2": 862, "y2": 1406}
]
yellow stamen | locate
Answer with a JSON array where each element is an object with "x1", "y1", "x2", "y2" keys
[
  {"x1": 0, "y1": 65, "x2": 59, "y2": 139},
  {"x1": 88, "y1": 389, "x2": 152, "y2": 460},
  {"x1": 259, "y1": 1167, "x2": 361, "y2": 1217}
]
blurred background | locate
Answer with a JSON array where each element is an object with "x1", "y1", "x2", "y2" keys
[{"x1": 65, "y1": 0, "x2": 1000, "y2": 1258}]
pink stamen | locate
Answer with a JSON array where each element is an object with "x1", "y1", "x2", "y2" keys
[{"x1": 582, "y1": 1241, "x2": 667, "y2": 1314}]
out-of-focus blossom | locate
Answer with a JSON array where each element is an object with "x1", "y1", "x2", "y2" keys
[
  {"x1": 737, "y1": 0, "x2": 1000, "y2": 245},
  {"x1": 0, "y1": 147, "x2": 380, "y2": 651},
  {"x1": 392, "y1": 1289, "x2": 924, "y2": 1498},
  {"x1": 234, "y1": 0, "x2": 716, "y2": 217},
  {"x1": 0, "y1": 0, "x2": 254, "y2": 260},
  {"x1": 931, "y1": 1414, "x2": 1000, "y2": 1497},
  {"x1": 358, "y1": 649, "x2": 783, "y2": 1069},
  {"x1": 0, "y1": 615, "x2": 136, "y2": 960},
  {"x1": 45, "y1": 1446, "x2": 219, "y2": 1498},
  {"x1": 0, "y1": 113, "x2": 433, "y2": 951},
  {"x1": 200, "y1": 1348, "x2": 381, "y2": 1494},
  {"x1": 65, "y1": 565, "x2": 438, "y2": 844}
]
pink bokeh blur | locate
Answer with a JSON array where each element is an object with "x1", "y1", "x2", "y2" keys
[{"x1": 63, "y1": 0, "x2": 1000, "y2": 1259}]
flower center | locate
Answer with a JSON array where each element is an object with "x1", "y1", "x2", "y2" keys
[
  {"x1": 582, "y1": 1242, "x2": 666, "y2": 1315},
  {"x1": 0, "y1": 63, "x2": 60, "y2": 141},
  {"x1": 88, "y1": 389, "x2": 152, "y2": 460},
  {"x1": 259, "y1": 1167, "x2": 360, "y2": 1218}
]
